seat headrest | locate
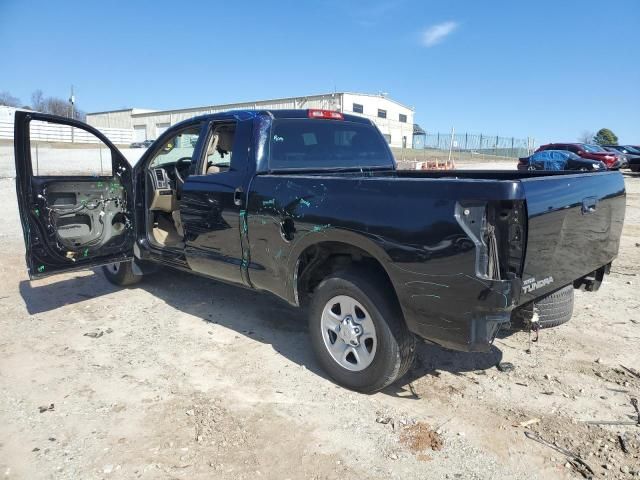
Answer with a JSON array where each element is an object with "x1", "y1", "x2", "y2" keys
[{"x1": 216, "y1": 130, "x2": 234, "y2": 152}]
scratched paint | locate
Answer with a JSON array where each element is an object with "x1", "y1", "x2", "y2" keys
[
  {"x1": 239, "y1": 210, "x2": 248, "y2": 234},
  {"x1": 298, "y1": 198, "x2": 311, "y2": 208},
  {"x1": 405, "y1": 280, "x2": 450, "y2": 288},
  {"x1": 239, "y1": 209, "x2": 251, "y2": 271}
]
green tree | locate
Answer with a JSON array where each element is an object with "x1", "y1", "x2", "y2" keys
[{"x1": 593, "y1": 128, "x2": 618, "y2": 146}]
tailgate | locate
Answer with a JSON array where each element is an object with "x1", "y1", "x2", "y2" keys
[{"x1": 519, "y1": 172, "x2": 625, "y2": 302}]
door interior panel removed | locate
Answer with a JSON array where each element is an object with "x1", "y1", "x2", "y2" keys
[{"x1": 35, "y1": 178, "x2": 129, "y2": 259}]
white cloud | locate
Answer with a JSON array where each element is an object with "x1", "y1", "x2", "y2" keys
[{"x1": 422, "y1": 21, "x2": 459, "y2": 47}]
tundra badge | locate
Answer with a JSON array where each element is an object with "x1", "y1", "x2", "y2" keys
[{"x1": 522, "y1": 276, "x2": 555, "y2": 294}]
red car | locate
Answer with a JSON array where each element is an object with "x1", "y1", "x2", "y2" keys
[{"x1": 536, "y1": 143, "x2": 623, "y2": 169}]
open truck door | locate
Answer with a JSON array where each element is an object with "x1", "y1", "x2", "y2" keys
[{"x1": 14, "y1": 111, "x2": 135, "y2": 279}]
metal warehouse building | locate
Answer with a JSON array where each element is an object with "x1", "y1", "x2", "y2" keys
[{"x1": 86, "y1": 92, "x2": 415, "y2": 148}]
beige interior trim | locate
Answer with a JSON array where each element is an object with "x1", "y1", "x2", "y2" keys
[
  {"x1": 152, "y1": 215, "x2": 182, "y2": 246},
  {"x1": 149, "y1": 190, "x2": 176, "y2": 212}
]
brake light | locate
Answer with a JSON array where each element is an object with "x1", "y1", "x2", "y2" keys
[{"x1": 308, "y1": 109, "x2": 344, "y2": 120}]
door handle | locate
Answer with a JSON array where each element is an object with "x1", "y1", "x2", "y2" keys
[{"x1": 234, "y1": 187, "x2": 243, "y2": 206}]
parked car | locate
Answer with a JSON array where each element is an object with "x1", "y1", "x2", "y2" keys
[
  {"x1": 536, "y1": 143, "x2": 623, "y2": 169},
  {"x1": 602, "y1": 145, "x2": 640, "y2": 172},
  {"x1": 518, "y1": 150, "x2": 605, "y2": 171},
  {"x1": 129, "y1": 141, "x2": 146, "y2": 148},
  {"x1": 142, "y1": 139, "x2": 155, "y2": 148},
  {"x1": 13, "y1": 110, "x2": 626, "y2": 392}
]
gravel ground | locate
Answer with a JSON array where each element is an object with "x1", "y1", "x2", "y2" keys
[{"x1": 0, "y1": 171, "x2": 639, "y2": 480}]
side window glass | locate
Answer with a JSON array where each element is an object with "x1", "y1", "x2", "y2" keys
[
  {"x1": 149, "y1": 126, "x2": 200, "y2": 169},
  {"x1": 29, "y1": 120, "x2": 113, "y2": 176}
]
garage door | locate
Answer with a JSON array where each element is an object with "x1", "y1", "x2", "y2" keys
[
  {"x1": 133, "y1": 125, "x2": 146, "y2": 142},
  {"x1": 156, "y1": 123, "x2": 170, "y2": 137}
]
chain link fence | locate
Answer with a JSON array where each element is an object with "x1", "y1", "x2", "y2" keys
[{"x1": 394, "y1": 131, "x2": 537, "y2": 169}]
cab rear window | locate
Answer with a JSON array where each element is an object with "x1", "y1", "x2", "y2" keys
[{"x1": 268, "y1": 119, "x2": 394, "y2": 170}]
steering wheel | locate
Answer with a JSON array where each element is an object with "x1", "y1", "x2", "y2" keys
[{"x1": 173, "y1": 157, "x2": 192, "y2": 197}]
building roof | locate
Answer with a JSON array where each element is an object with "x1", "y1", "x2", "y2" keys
[
  {"x1": 86, "y1": 108, "x2": 156, "y2": 116},
  {"x1": 87, "y1": 92, "x2": 414, "y2": 117}
]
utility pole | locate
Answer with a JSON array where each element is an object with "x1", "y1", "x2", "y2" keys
[
  {"x1": 69, "y1": 85, "x2": 75, "y2": 142},
  {"x1": 69, "y1": 85, "x2": 75, "y2": 119}
]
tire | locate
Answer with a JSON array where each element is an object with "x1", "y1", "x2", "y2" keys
[
  {"x1": 511, "y1": 284, "x2": 574, "y2": 330},
  {"x1": 308, "y1": 268, "x2": 416, "y2": 393},
  {"x1": 102, "y1": 261, "x2": 143, "y2": 287}
]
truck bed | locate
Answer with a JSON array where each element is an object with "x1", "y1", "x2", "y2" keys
[{"x1": 246, "y1": 169, "x2": 625, "y2": 351}]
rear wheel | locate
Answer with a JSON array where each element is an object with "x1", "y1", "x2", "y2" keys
[
  {"x1": 511, "y1": 284, "x2": 574, "y2": 330},
  {"x1": 102, "y1": 261, "x2": 143, "y2": 287},
  {"x1": 308, "y1": 269, "x2": 415, "y2": 393}
]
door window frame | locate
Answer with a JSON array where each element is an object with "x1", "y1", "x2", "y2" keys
[{"x1": 193, "y1": 119, "x2": 242, "y2": 176}]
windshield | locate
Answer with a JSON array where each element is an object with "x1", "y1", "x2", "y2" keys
[
  {"x1": 582, "y1": 144, "x2": 606, "y2": 153},
  {"x1": 623, "y1": 145, "x2": 640, "y2": 154},
  {"x1": 149, "y1": 127, "x2": 200, "y2": 168},
  {"x1": 268, "y1": 119, "x2": 394, "y2": 171}
]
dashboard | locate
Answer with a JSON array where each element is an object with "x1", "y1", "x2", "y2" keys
[{"x1": 148, "y1": 167, "x2": 175, "y2": 212}]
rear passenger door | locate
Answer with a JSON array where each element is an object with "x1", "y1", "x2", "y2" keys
[
  {"x1": 13, "y1": 111, "x2": 135, "y2": 279},
  {"x1": 179, "y1": 116, "x2": 253, "y2": 286}
]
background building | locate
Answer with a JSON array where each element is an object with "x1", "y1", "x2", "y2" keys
[{"x1": 86, "y1": 92, "x2": 415, "y2": 148}]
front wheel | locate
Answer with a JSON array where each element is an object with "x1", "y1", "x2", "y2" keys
[
  {"x1": 102, "y1": 261, "x2": 143, "y2": 286},
  {"x1": 308, "y1": 269, "x2": 415, "y2": 393}
]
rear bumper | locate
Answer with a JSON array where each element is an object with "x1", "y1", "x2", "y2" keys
[{"x1": 401, "y1": 275, "x2": 522, "y2": 353}]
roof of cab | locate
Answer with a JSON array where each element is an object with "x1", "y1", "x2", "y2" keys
[{"x1": 187, "y1": 109, "x2": 373, "y2": 125}]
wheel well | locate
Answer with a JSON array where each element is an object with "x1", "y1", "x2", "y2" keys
[{"x1": 296, "y1": 241, "x2": 398, "y2": 307}]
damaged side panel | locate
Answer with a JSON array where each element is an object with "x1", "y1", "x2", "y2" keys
[{"x1": 245, "y1": 174, "x2": 524, "y2": 351}]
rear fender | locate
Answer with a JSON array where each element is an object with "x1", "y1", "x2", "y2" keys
[{"x1": 286, "y1": 228, "x2": 394, "y2": 305}]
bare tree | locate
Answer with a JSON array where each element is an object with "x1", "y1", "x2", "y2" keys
[
  {"x1": 0, "y1": 91, "x2": 21, "y2": 107},
  {"x1": 578, "y1": 130, "x2": 595, "y2": 144},
  {"x1": 44, "y1": 97, "x2": 72, "y2": 117},
  {"x1": 31, "y1": 90, "x2": 45, "y2": 112},
  {"x1": 28, "y1": 90, "x2": 85, "y2": 120}
]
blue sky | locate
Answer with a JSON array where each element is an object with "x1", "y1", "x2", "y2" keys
[{"x1": 1, "y1": 0, "x2": 638, "y2": 143}]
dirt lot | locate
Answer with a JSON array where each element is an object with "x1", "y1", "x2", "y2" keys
[{"x1": 1, "y1": 172, "x2": 639, "y2": 480}]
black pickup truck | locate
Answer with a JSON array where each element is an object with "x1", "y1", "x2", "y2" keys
[{"x1": 14, "y1": 110, "x2": 625, "y2": 392}]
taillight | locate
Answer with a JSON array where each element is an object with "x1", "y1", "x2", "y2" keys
[{"x1": 308, "y1": 109, "x2": 344, "y2": 120}]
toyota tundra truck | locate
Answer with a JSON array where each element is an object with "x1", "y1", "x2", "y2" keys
[{"x1": 14, "y1": 110, "x2": 625, "y2": 392}]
